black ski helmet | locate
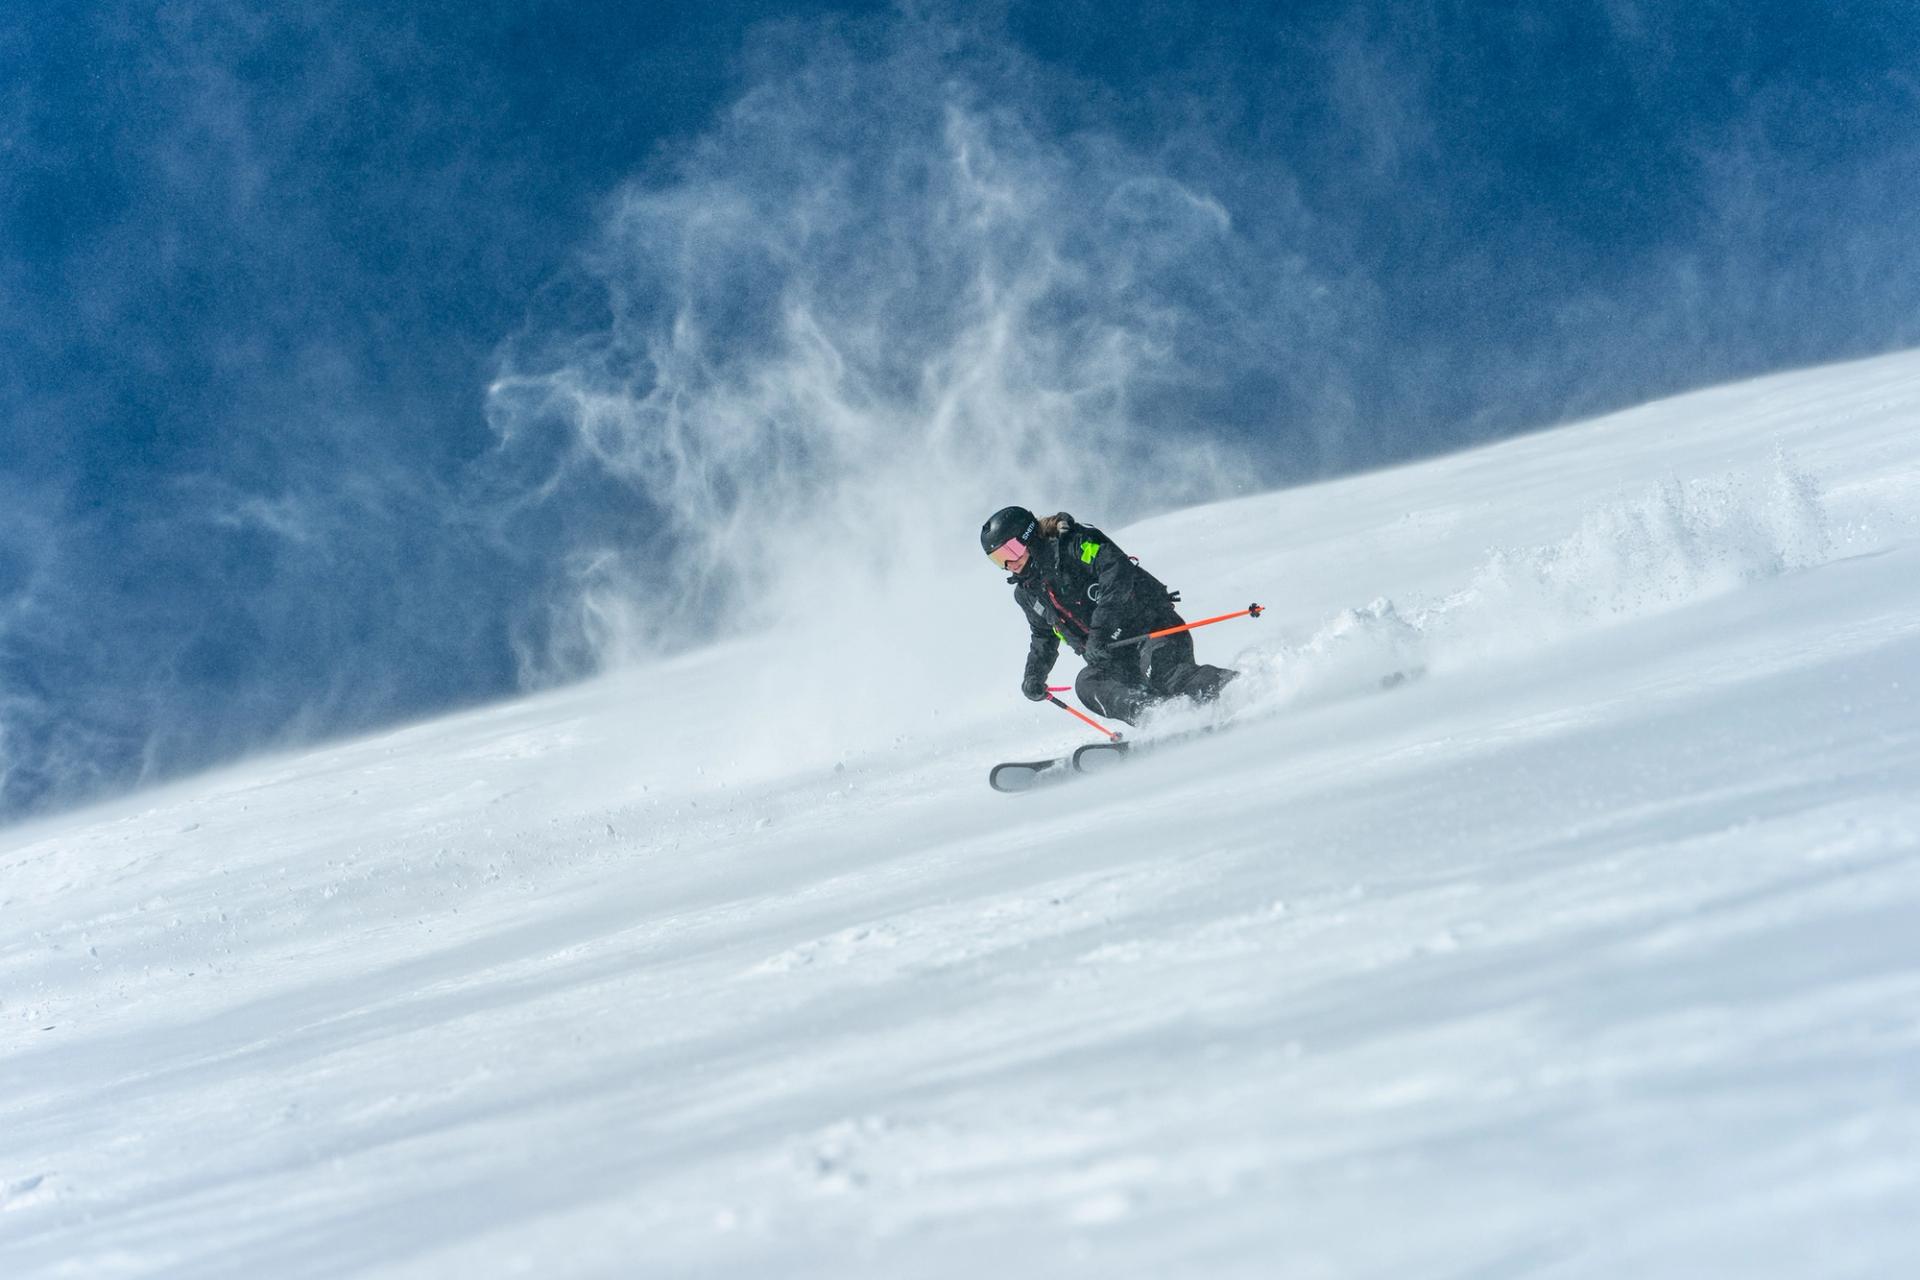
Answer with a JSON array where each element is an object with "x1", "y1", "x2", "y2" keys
[{"x1": 980, "y1": 505, "x2": 1038, "y2": 556}]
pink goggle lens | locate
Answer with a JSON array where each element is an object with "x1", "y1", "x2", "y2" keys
[{"x1": 988, "y1": 536, "x2": 1028, "y2": 568}]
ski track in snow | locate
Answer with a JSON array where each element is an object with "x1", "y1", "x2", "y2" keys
[{"x1": 5, "y1": 350, "x2": 1920, "y2": 1277}]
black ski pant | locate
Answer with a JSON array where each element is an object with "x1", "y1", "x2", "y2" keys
[{"x1": 1073, "y1": 630, "x2": 1236, "y2": 725}]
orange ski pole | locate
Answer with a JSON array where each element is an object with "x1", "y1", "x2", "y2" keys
[
  {"x1": 1045, "y1": 694, "x2": 1122, "y2": 741},
  {"x1": 1110, "y1": 603, "x2": 1264, "y2": 650}
]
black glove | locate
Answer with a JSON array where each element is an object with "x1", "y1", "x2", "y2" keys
[
  {"x1": 1021, "y1": 672, "x2": 1048, "y2": 701},
  {"x1": 1082, "y1": 629, "x2": 1114, "y2": 666}
]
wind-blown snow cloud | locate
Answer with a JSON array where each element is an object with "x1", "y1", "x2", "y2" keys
[
  {"x1": 481, "y1": 16, "x2": 1358, "y2": 687},
  {"x1": 0, "y1": 6, "x2": 539, "y2": 818}
]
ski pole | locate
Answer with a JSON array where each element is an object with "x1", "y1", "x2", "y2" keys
[
  {"x1": 1045, "y1": 693, "x2": 1122, "y2": 741},
  {"x1": 1109, "y1": 603, "x2": 1264, "y2": 651}
]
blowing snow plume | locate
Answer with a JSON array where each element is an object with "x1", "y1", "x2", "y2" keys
[
  {"x1": 479, "y1": 17, "x2": 1357, "y2": 694},
  {"x1": 1225, "y1": 456, "x2": 1839, "y2": 719}
]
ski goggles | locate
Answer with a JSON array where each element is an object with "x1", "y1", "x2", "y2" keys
[{"x1": 987, "y1": 536, "x2": 1028, "y2": 569}]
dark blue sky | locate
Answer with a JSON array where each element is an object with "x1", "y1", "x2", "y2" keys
[{"x1": 4, "y1": 0, "x2": 1918, "y2": 821}]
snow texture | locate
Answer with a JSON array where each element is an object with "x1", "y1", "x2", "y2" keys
[{"x1": 5, "y1": 350, "x2": 1920, "y2": 1277}]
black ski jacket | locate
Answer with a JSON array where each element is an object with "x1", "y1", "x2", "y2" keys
[{"x1": 1008, "y1": 514, "x2": 1181, "y2": 689}]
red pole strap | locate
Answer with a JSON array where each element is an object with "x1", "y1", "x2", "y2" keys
[
  {"x1": 1111, "y1": 602, "x2": 1264, "y2": 650},
  {"x1": 1046, "y1": 694, "x2": 1122, "y2": 741}
]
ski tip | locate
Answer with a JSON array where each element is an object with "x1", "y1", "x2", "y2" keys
[
  {"x1": 1072, "y1": 740, "x2": 1131, "y2": 773},
  {"x1": 990, "y1": 759, "x2": 1066, "y2": 793}
]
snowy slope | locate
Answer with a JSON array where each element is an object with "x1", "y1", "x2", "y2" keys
[{"x1": 5, "y1": 350, "x2": 1920, "y2": 1278}]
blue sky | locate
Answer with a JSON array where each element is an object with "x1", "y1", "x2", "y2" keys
[{"x1": 4, "y1": 0, "x2": 1918, "y2": 820}]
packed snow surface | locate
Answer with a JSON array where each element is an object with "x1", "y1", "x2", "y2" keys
[{"x1": 7, "y1": 351, "x2": 1920, "y2": 1277}]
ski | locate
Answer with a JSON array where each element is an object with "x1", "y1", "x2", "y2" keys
[
  {"x1": 988, "y1": 756, "x2": 1075, "y2": 793},
  {"x1": 1071, "y1": 728, "x2": 1215, "y2": 775},
  {"x1": 994, "y1": 667, "x2": 1425, "y2": 792},
  {"x1": 990, "y1": 740, "x2": 1131, "y2": 792},
  {"x1": 992, "y1": 729, "x2": 1212, "y2": 792},
  {"x1": 1072, "y1": 740, "x2": 1132, "y2": 773}
]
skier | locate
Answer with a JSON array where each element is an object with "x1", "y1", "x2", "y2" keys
[{"x1": 981, "y1": 506, "x2": 1237, "y2": 724}]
